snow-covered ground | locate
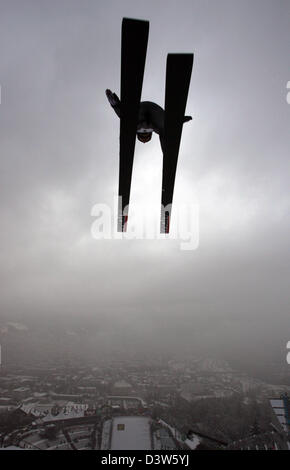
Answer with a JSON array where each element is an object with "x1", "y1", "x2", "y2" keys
[
  {"x1": 110, "y1": 416, "x2": 152, "y2": 450},
  {"x1": 184, "y1": 436, "x2": 200, "y2": 450},
  {"x1": 158, "y1": 418, "x2": 200, "y2": 449},
  {"x1": 100, "y1": 419, "x2": 111, "y2": 449}
]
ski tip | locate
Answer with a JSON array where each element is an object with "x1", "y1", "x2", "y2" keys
[
  {"x1": 122, "y1": 17, "x2": 150, "y2": 28},
  {"x1": 166, "y1": 53, "x2": 194, "y2": 68}
]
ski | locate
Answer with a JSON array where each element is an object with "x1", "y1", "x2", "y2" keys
[
  {"x1": 160, "y1": 53, "x2": 194, "y2": 233},
  {"x1": 118, "y1": 18, "x2": 149, "y2": 232}
]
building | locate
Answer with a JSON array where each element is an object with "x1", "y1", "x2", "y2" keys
[
  {"x1": 112, "y1": 380, "x2": 133, "y2": 396},
  {"x1": 12, "y1": 387, "x2": 31, "y2": 400}
]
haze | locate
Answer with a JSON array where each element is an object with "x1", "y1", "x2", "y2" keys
[{"x1": 0, "y1": 0, "x2": 289, "y2": 371}]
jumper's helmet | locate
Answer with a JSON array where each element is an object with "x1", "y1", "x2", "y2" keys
[{"x1": 137, "y1": 132, "x2": 152, "y2": 143}]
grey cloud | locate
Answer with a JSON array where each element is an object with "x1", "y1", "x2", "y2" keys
[{"x1": 0, "y1": 0, "x2": 289, "y2": 367}]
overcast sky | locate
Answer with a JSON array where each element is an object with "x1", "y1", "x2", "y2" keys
[{"x1": 0, "y1": 0, "x2": 289, "y2": 363}]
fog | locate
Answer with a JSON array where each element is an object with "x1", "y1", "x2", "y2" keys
[{"x1": 0, "y1": 0, "x2": 289, "y2": 371}]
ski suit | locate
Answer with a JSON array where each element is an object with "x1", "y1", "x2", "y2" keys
[{"x1": 106, "y1": 89, "x2": 192, "y2": 153}]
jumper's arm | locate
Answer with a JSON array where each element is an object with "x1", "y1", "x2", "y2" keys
[{"x1": 106, "y1": 89, "x2": 121, "y2": 118}]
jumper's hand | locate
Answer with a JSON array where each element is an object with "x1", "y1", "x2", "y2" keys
[{"x1": 106, "y1": 89, "x2": 119, "y2": 107}]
